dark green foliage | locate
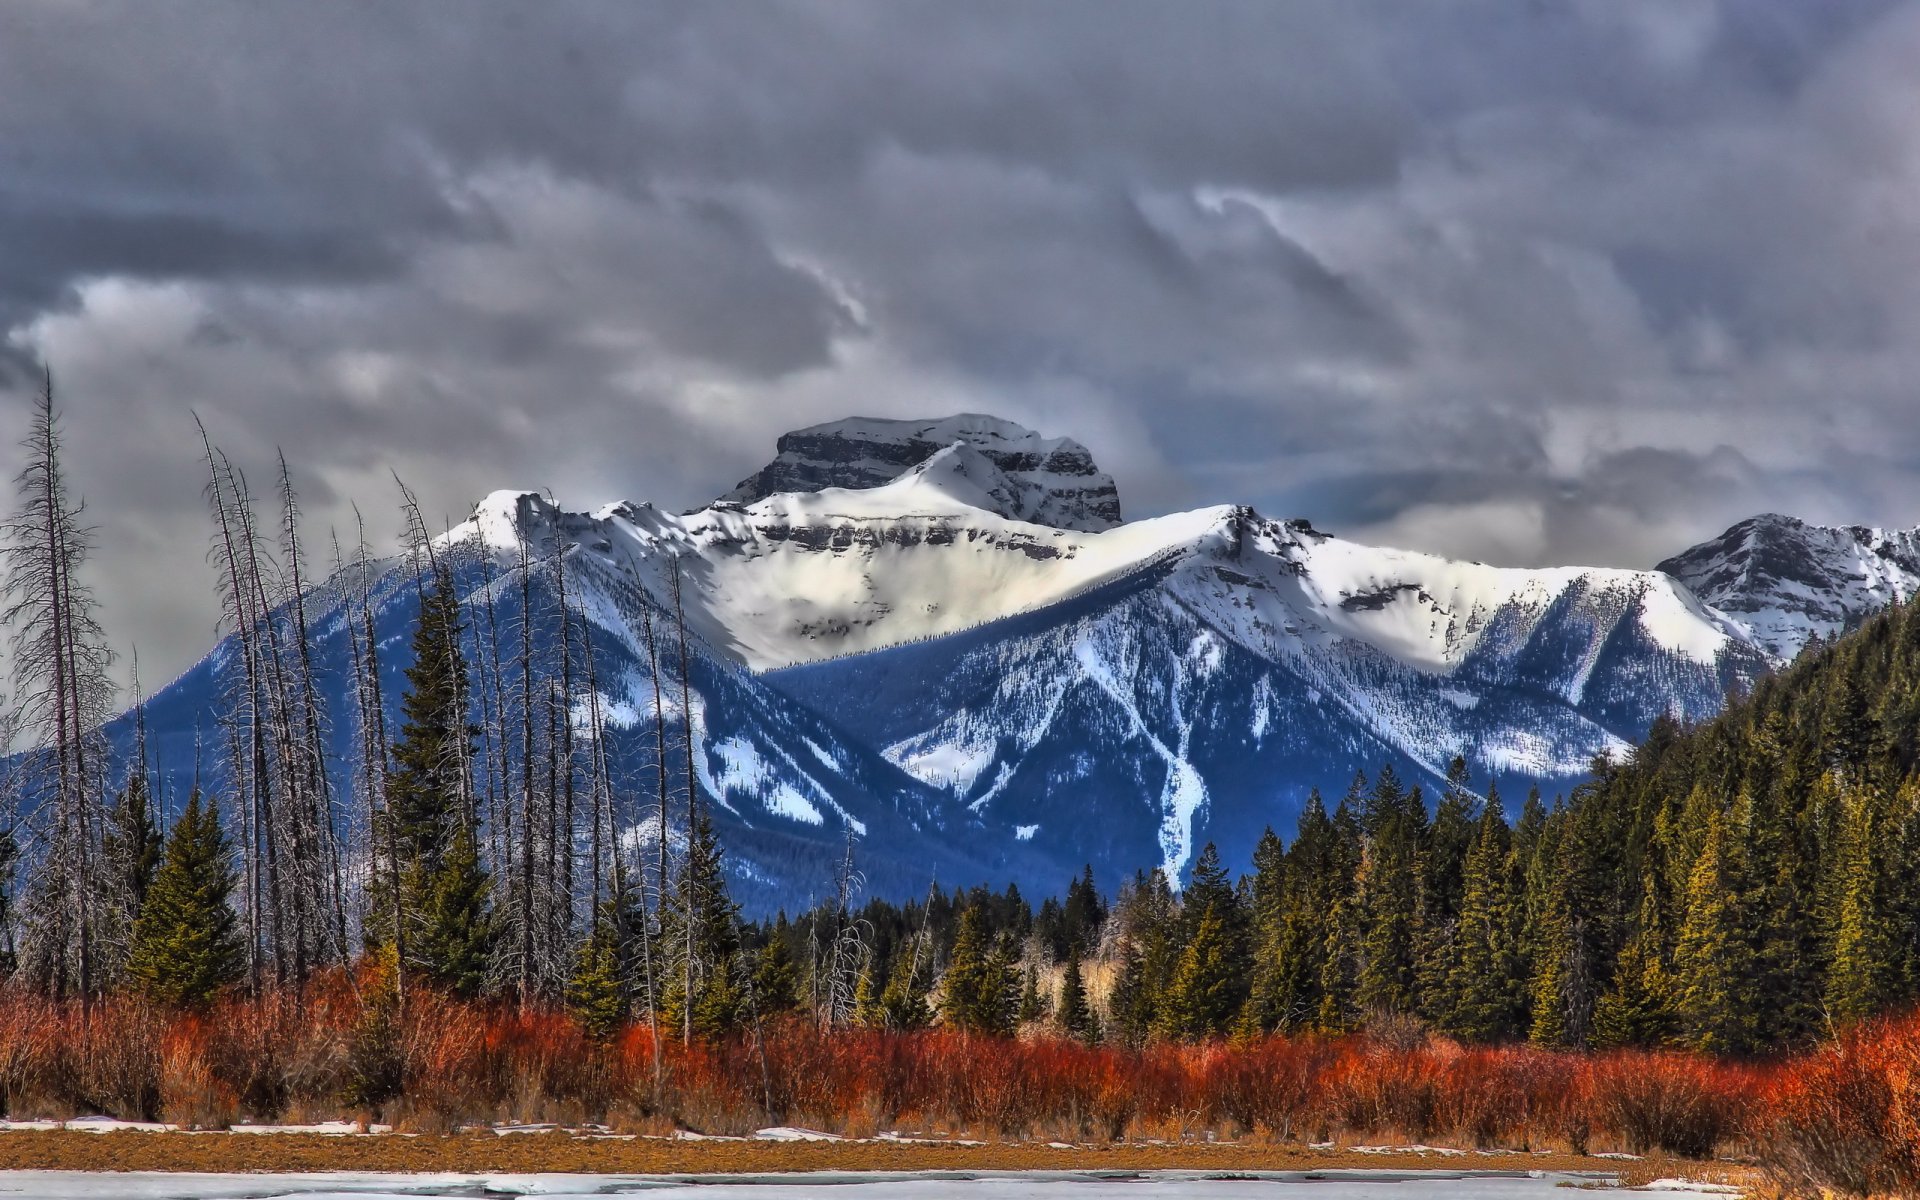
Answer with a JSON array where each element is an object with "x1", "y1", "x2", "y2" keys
[
  {"x1": 126, "y1": 792, "x2": 243, "y2": 1009},
  {"x1": 370, "y1": 566, "x2": 493, "y2": 996},
  {"x1": 752, "y1": 934, "x2": 802, "y2": 1015},
  {"x1": 663, "y1": 803, "x2": 744, "y2": 1041},
  {"x1": 1059, "y1": 948, "x2": 1096, "y2": 1043},
  {"x1": 568, "y1": 899, "x2": 635, "y2": 1041},
  {"x1": 941, "y1": 905, "x2": 1015, "y2": 1034}
]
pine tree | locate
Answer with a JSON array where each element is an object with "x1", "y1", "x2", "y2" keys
[
  {"x1": 942, "y1": 906, "x2": 1014, "y2": 1034},
  {"x1": 1355, "y1": 769, "x2": 1424, "y2": 1018},
  {"x1": 1441, "y1": 798, "x2": 1518, "y2": 1041},
  {"x1": 568, "y1": 906, "x2": 629, "y2": 1042},
  {"x1": 853, "y1": 955, "x2": 885, "y2": 1028},
  {"x1": 662, "y1": 803, "x2": 742, "y2": 1041},
  {"x1": 1108, "y1": 936, "x2": 1154, "y2": 1046},
  {"x1": 372, "y1": 564, "x2": 492, "y2": 996},
  {"x1": 1419, "y1": 758, "x2": 1479, "y2": 1018},
  {"x1": 101, "y1": 771, "x2": 162, "y2": 979},
  {"x1": 1593, "y1": 874, "x2": 1677, "y2": 1048},
  {"x1": 878, "y1": 936, "x2": 933, "y2": 1030},
  {"x1": 1158, "y1": 903, "x2": 1240, "y2": 1039},
  {"x1": 752, "y1": 935, "x2": 801, "y2": 1015},
  {"x1": 1059, "y1": 948, "x2": 1097, "y2": 1043},
  {"x1": 1824, "y1": 792, "x2": 1899, "y2": 1026},
  {"x1": 126, "y1": 793, "x2": 243, "y2": 1009},
  {"x1": 1672, "y1": 810, "x2": 1757, "y2": 1055},
  {"x1": 1017, "y1": 962, "x2": 1046, "y2": 1026}
]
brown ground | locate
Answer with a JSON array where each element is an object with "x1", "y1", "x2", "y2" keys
[{"x1": 0, "y1": 1131, "x2": 1757, "y2": 1183}]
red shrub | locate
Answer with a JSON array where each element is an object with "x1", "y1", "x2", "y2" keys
[{"x1": 1589, "y1": 1050, "x2": 1751, "y2": 1159}]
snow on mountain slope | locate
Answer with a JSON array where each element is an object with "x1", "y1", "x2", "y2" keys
[
  {"x1": 1659, "y1": 513, "x2": 1920, "y2": 661},
  {"x1": 487, "y1": 447, "x2": 1221, "y2": 672},
  {"x1": 428, "y1": 454, "x2": 1767, "y2": 888},
  {"x1": 766, "y1": 506, "x2": 1764, "y2": 883},
  {"x1": 114, "y1": 414, "x2": 1796, "y2": 902},
  {"x1": 718, "y1": 413, "x2": 1122, "y2": 531}
]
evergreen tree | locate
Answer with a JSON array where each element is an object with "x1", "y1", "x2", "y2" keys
[
  {"x1": 1441, "y1": 797, "x2": 1519, "y2": 1041},
  {"x1": 1017, "y1": 962, "x2": 1046, "y2": 1026},
  {"x1": 104, "y1": 772, "x2": 161, "y2": 916},
  {"x1": 1825, "y1": 791, "x2": 1900, "y2": 1025},
  {"x1": 101, "y1": 771, "x2": 162, "y2": 979},
  {"x1": 1672, "y1": 810, "x2": 1757, "y2": 1055},
  {"x1": 877, "y1": 937, "x2": 933, "y2": 1030},
  {"x1": 1355, "y1": 769, "x2": 1424, "y2": 1018},
  {"x1": 853, "y1": 955, "x2": 885, "y2": 1028},
  {"x1": 941, "y1": 906, "x2": 1016, "y2": 1034},
  {"x1": 752, "y1": 934, "x2": 801, "y2": 1015},
  {"x1": 1059, "y1": 948, "x2": 1097, "y2": 1043},
  {"x1": 1158, "y1": 902, "x2": 1240, "y2": 1039},
  {"x1": 1593, "y1": 874, "x2": 1677, "y2": 1048},
  {"x1": 662, "y1": 803, "x2": 743, "y2": 1040},
  {"x1": 1108, "y1": 935, "x2": 1154, "y2": 1046},
  {"x1": 372, "y1": 565, "x2": 492, "y2": 995},
  {"x1": 126, "y1": 793, "x2": 243, "y2": 1009},
  {"x1": 568, "y1": 904, "x2": 629, "y2": 1041}
]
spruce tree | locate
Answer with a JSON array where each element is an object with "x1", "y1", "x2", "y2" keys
[
  {"x1": 1825, "y1": 792, "x2": 1899, "y2": 1025},
  {"x1": 1355, "y1": 770, "x2": 1424, "y2": 1018},
  {"x1": 1593, "y1": 875, "x2": 1676, "y2": 1048},
  {"x1": 752, "y1": 935, "x2": 801, "y2": 1015},
  {"x1": 662, "y1": 803, "x2": 743, "y2": 1040},
  {"x1": 1159, "y1": 902, "x2": 1240, "y2": 1039},
  {"x1": 1442, "y1": 798, "x2": 1518, "y2": 1041},
  {"x1": 1672, "y1": 810, "x2": 1757, "y2": 1055},
  {"x1": 126, "y1": 793, "x2": 243, "y2": 1009},
  {"x1": 373, "y1": 565, "x2": 492, "y2": 996},
  {"x1": 568, "y1": 907, "x2": 629, "y2": 1042},
  {"x1": 101, "y1": 771, "x2": 162, "y2": 980},
  {"x1": 1017, "y1": 962, "x2": 1045, "y2": 1026},
  {"x1": 879, "y1": 936, "x2": 933, "y2": 1030},
  {"x1": 1059, "y1": 948, "x2": 1097, "y2": 1043},
  {"x1": 941, "y1": 905, "x2": 1013, "y2": 1034}
]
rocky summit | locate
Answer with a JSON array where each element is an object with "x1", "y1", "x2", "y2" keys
[{"x1": 718, "y1": 413, "x2": 1123, "y2": 532}]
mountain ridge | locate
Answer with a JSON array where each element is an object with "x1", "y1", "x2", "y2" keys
[{"x1": 111, "y1": 413, "x2": 1918, "y2": 907}]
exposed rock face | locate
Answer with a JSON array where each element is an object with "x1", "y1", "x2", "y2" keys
[
  {"x1": 719, "y1": 413, "x2": 1123, "y2": 532},
  {"x1": 1659, "y1": 513, "x2": 1920, "y2": 662}
]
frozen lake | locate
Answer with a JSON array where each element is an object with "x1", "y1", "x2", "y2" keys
[{"x1": 0, "y1": 1168, "x2": 1658, "y2": 1200}]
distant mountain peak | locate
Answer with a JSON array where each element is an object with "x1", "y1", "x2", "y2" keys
[
  {"x1": 1660, "y1": 513, "x2": 1920, "y2": 661},
  {"x1": 719, "y1": 413, "x2": 1123, "y2": 532}
]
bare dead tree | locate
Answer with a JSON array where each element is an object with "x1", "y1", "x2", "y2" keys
[{"x1": 6, "y1": 371, "x2": 116, "y2": 1002}]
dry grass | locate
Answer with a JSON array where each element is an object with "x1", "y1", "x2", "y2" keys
[{"x1": 0, "y1": 1129, "x2": 1661, "y2": 1177}]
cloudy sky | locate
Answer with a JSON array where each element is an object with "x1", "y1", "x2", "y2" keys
[{"x1": 5, "y1": 0, "x2": 1920, "y2": 685}]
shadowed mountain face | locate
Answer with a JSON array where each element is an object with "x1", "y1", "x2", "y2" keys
[
  {"x1": 114, "y1": 416, "x2": 1898, "y2": 909},
  {"x1": 1658, "y1": 513, "x2": 1920, "y2": 662}
]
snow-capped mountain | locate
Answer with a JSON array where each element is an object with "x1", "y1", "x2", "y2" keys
[
  {"x1": 121, "y1": 414, "x2": 1814, "y2": 906},
  {"x1": 718, "y1": 414, "x2": 1122, "y2": 532},
  {"x1": 424, "y1": 428, "x2": 1763, "y2": 890},
  {"x1": 1657, "y1": 514, "x2": 1920, "y2": 662}
]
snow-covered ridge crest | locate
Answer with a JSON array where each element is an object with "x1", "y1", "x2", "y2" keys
[{"x1": 437, "y1": 452, "x2": 1753, "y2": 685}]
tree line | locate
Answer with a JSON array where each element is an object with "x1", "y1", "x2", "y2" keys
[{"x1": 763, "y1": 595, "x2": 1920, "y2": 1057}]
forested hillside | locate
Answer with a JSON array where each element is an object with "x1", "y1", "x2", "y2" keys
[{"x1": 780, "y1": 598, "x2": 1920, "y2": 1058}]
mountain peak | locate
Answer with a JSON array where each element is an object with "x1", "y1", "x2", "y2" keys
[
  {"x1": 1660, "y1": 513, "x2": 1920, "y2": 661},
  {"x1": 719, "y1": 413, "x2": 1123, "y2": 532}
]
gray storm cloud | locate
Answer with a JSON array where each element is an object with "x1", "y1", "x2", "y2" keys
[{"x1": 2, "y1": 0, "x2": 1918, "y2": 686}]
